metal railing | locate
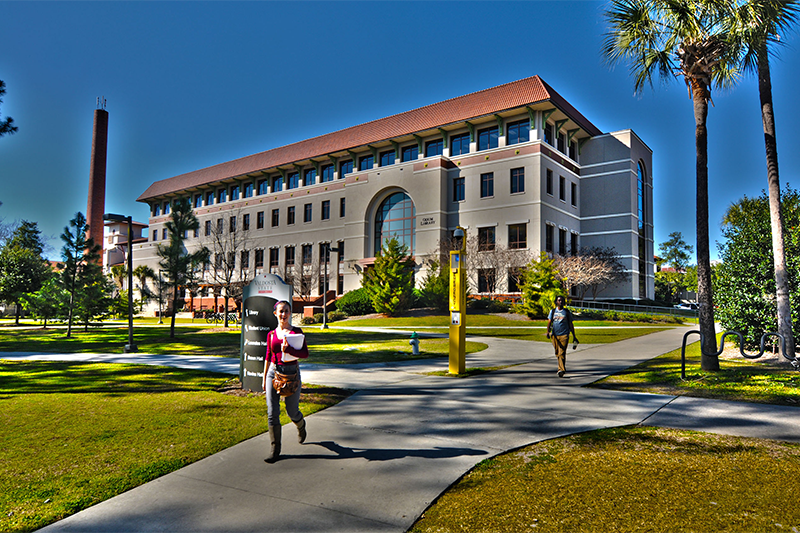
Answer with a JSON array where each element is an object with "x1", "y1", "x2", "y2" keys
[{"x1": 680, "y1": 330, "x2": 800, "y2": 379}]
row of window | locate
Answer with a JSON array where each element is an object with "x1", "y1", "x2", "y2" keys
[
  {"x1": 477, "y1": 268, "x2": 524, "y2": 294},
  {"x1": 545, "y1": 224, "x2": 579, "y2": 256},
  {"x1": 152, "y1": 199, "x2": 346, "y2": 241},
  {"x1": 545, "y1": 169, "x2": 578, "y2": 206},
  {"x1": 452, "y1": 168, "x2": 526, "y2": 202},
  {"x1": 474, "y1": 224, "x2": 527, "y2": 251},
  {"x1": 207, "y1": 241, "x2": 344, "y2": 274},
  {"x1": 151, "y1": 117, "x2": 578, "y2": 217}
]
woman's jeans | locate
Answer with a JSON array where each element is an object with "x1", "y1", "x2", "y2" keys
[{"x1": 265, "y1": 364, "x2": 302, "y2": 426}]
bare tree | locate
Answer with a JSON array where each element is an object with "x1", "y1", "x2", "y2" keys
[
  {"x1": 553, "y1": 247, "x2": 629, "y2": 300},
  {"x1": 201, "y1": 207, "x2": 256, "y2": 327}
]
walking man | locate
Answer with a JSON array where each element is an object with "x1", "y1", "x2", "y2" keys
[{"x1": 546, "y1": 295, "x2": 578, "y2": 377}]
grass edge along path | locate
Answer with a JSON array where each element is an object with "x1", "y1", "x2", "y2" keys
[
  {"x1": 410, "y1": 425, "x2": 800, "y2": 533},
  {"x1": 0, "y1": 361, "x2": 352, "y2": 533}
]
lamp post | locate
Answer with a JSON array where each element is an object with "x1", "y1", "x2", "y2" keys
[
  {"x1": 103, "y1": 213, "x2": 138, "y2": 353},
  {"x1": 157, "y1": 269, "x2": 167, "y2": 324},
  {"x1": 322, "y1": 243, "x2": 340, "y2": 330}
]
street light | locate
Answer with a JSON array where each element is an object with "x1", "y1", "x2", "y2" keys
[
  {"x1": 103, "y1": 213, "x2": 138, "y2": 353},
  {"x1": 322, "y1": 243, "x2": 340, "y2": 330},
  {"x1": 157, "y1": 269, "x2": 167, "y2": 324}
]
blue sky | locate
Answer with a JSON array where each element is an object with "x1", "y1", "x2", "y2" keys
[{"x1": 2, "y1": 1, "x2": 799, "y2": 261}]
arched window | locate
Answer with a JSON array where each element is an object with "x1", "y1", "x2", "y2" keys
[
  {"x1": 637, "y1": 161, "x2": 647, "y2": 298},
  {"x1": 374, "y1": 192, "x2": 415, "y2": 255}
]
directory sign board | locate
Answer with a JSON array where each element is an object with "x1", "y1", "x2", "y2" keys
[{"x1": 240, "y1": 274, "x2": 292, "y2": 392}]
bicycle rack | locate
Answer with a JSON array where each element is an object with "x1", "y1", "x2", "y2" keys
[{"x1": 680, "y1": 330, "x2": 800, "y2": 379}]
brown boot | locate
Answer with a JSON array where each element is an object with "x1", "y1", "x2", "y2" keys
[
  {"x1": 265, "y1": 425, "x2": 282, "y2": 463},
  {"x1": 295, "y1": 417, "x2": 307, "y2": 444}
]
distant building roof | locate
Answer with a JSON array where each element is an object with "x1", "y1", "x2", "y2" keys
[{"x1": 138, "y1": 75, "x2": 602, "y2": 202}]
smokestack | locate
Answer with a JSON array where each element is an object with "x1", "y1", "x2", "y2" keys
[{"x1": 87, "y1": 100, "x2": 108, "y2": 247}]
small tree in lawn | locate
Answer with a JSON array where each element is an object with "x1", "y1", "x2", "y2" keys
[
  {"x1": 157, "y1": 198, "x2": 209, "y2": 338},
  {"x1": 362, "y1": 236, "x2": 416, "y2": 317},
  {"x1": 22, "y1": 274, "x2": 68, "y2": 328},
  {"x1": 0, "y1": 220, "x2": 51, "y2": 325},
  {"x1": 60, "y1": 212, "x2": 105, "y2": 337},
  {"x1": 419, "y1": 257, "x2": 449, "y2": 312},
  {"x1": 518, "y1": 253, "x2": 564, "y2": 319}
]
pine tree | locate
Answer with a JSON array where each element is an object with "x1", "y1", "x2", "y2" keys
[
  {"x1": 362, "y1": 236, "x2": 416, "y2": 317},
  {"x1": 519, "y1": 254, "x2": 564, "y2": 319}
]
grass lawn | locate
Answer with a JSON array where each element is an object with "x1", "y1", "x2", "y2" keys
[
  {"x1": 411, "y1": 425, "x2": 800, "y2": 533},
  {"x1": 0, "y1": 360, "x2": 351, "y2": 533},
  {"x1": 0, "y1": 327, "x2": 486, "y2": 363},
  {"x1": 592, "y1": 338, "x2": 800, "y2": 406}
]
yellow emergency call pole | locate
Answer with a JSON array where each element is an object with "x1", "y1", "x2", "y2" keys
[{"x1": 449, "y1": 226, "x2": 467, "y2": 374}]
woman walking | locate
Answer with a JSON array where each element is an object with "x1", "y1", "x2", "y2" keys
[{"x1": 262, "y1": 300, "x2": 309, "y2": 463}]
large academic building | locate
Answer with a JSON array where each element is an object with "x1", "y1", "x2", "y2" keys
[{"x1": 133, "y1": 75, "x2": 654, "y2": 310}]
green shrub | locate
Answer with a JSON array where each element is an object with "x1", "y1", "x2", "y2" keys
[
  {"x1": 488, "y1": 300, "x2": 510, "y2": 313},
  {"x1": 336, "y1": 287, "x2": 375, "y2": 316},
  {"x1": 327, "y1": 310, "x2": 346, "y2": 322},
  {"x1": 300, "y1": 316, "x2": 315, "y2": 325}
]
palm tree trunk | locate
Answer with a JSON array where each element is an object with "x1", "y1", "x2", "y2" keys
[
  {"x1": 692, "y1": 80, "x2": 719, "y2": 370},
  {"x1": 757, "y1": 46, "x2": 795, "y2": 361}
]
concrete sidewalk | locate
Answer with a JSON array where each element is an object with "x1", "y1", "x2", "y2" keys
[{"x1": 3, "y1": 326, "x2": 799, "y2": 532}]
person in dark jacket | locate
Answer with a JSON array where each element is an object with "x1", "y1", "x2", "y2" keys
[{"x1": 546, "y1": 295, "x2": 578, "y2": 378}]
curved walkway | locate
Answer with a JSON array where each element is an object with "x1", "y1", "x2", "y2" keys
[{"x1": 3, "y1": 326, "x2": 799, "y2": 532}]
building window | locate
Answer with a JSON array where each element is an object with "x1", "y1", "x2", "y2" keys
[
  {"x1": 193, "y1": 228, "x2": 198, "y2": 238},
  {"x1": 544, "y1": 122, "x2": 554, "y2": 146},
  {"x1": 271, "y1": 208, "x2": 279, "y2": 227},
  {"x1": 206, "y1": 191, "x2": 214, "y2": 206},
  {"x1": 339, "y1": 160, "x2": 353, "y2": 178},
  {"x1": 304, "y1": 169, "x2": 316, "y2": 187},
  {"x1": 241, "y1": 250, "x2": 249, "y2": 269},
  {"x1": 638, "y1": 161, "x2": 648, "y2": 297},
  {"x1": 340, "y1": 197, "x2": 346, "y2": 217},
  {"x1": 242, "y1": 214, "x2": 250, "y2": 231},
  {"x1": 218, "y1": 189, "x2": 227, "y2": 203},
  {"x1": 302, "y1": 244, "x2": 313, "y2": 265},
  {"x1": 571, "y1": 232, "x2": 579, "y2": 256},
  {"x1": 152, "y1": 229, "x2": 157, "y2": 241},
  {"x1": 304, "y1": 203, "x2": 312, "y2": 223},
  {"x1": 287, "y1": 172, "x2": 299, "y2": 190},
  {"x1": 162, "y1": 228, "x2": 167, "y2": 240},
  {"x1": 287, "y1": 206, "x2": 296, "y2": 225},
  {"x1": 153, "y1": 204, "x2": 161, "y2": 216},
  {"x1": 511, "y1": 168, "x2": 525, "y2": 194},
  {"x1": 217, "y1": 218, "x2": 223, "y2": 234},
  {"x1": 508, "y1": 268, "x2": 522, "y2": 293},
  {"x1": 571, "y1": 182, "x2": 577, "y2": 207},
  {"x1": 230, "y1": 185, "x2": 240, "y2": 201},
  {"x1": 569, "y1": 141, "x2": 578, "y2": 160},
  {"x1": 269, "y1": 248, "x2": 279, "y2": 270},
  {"x1": 480, "y1": 172, "x2": 494, "y2": 198},
  {"x1": 453, "y1": 177, "x2": 465, "y2": 202},
  {"x1": 322, "y1": 200, "x2": 330, "y2": 220},
  {"x1": 425, "y1": 139, "x2": 443, "y2": 157},
  {"x1": 508, "y1": 224, "x2": 527, "y2": 249},
  {"x1": 285, "y1": 246, "x2": 296, "y2": 268},
  {"x1": 478, "y1": 269, "x2": 495, "y2": 293},
  {"x1": 205, "y1": 220, "x2": 211, "y2": 236},
  {"x1": 258, "y1": 179, "x2": 268, "y2": 195},
  {"x1": 255, "y1": 249, "x2": 264, "y2": 269},
  {"x1": 229, "y1": 216, "x2": 236, "y2": 233},
  {"x1": 557, "y1": 132, "x2": 566, "y2": 153},
  {"x1": 477, "y1": 126, "x2": 498, "y2": 151},
  {"x1": 478, "y1": 226, "x2": 495, "y2": 251},
  {"x1": 545, "y1": 224, "x2": 554, "y2": 253},
  {"x1": 163, "y1": 202, "x2": 170, "y2": 215},
  {"x1": 375, "y1": 191, "x2": 415, "y2": 255},
  {"x1": 194, "y1": 194, "x2": 203, "y2": 208},
  {"x1": 256, "y1": 211, "x2": 264, "y2": 229},
  {"x1": 273, "y1": 175, "x2": 284, "y2": 192},
  {"x1": 559, "y1": 228, "x2": 567, "y2": 255},
  {"x1": 379, "y1": 150, "x2": 396, "y2": 167},
  {"x1": 450, "y1": 132, "x2": 470, "y2": 156},
  {"x1": 507, "y1": 119, "x2": 530, "y2": 145},
  {"x1": 359, "y1": 154, "x2": 374, "y2": 171},
  {"x1": 559, "y1": 175, "x2": 566, "y2": 201},
  {"x1": 546, "y1": 169, "x2": 553, "y2": 196},
  {"x1": 243, "y1": 182, "x2": 253, "y2": 198},
  {"x1": 321, "y1": 164, "x2": 334, "y2": 183},
  {"x1": 401, "y1": 144, "x2": 418, "y2": 162}
]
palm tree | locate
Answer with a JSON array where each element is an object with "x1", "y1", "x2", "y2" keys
[
  {"x1": 133, "y1": 264, "x2": 156, "y2": 303},
  {"x1": 726, "y1": 0, "x2": 799, "y2": 360},
  {"x1": 603, "y1": 0, "x2": 739, "y2": 370}
]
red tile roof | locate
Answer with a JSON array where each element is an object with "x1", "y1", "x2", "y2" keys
[{"x1": 138, "y1": 75, "x2": 602, "y2": 202}]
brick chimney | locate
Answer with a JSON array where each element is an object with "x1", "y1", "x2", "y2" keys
[{"x1": 86, "y1": 103, "x2": 108, "y2": 247}]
